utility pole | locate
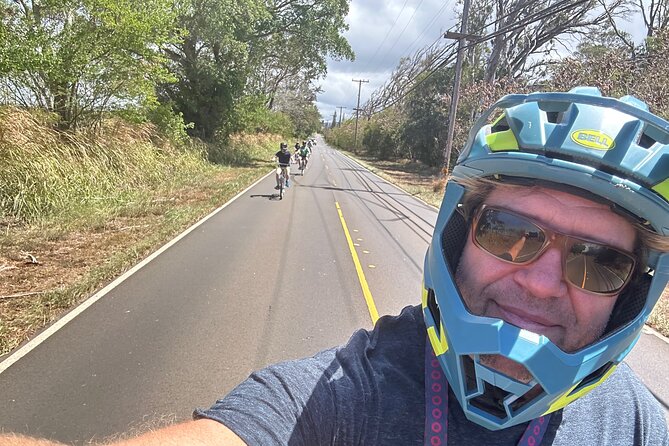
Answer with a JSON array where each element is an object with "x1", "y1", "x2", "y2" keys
[
  {"x1": 352, "y1": 79, "x2": 369, "y2": 151},
  {"x1": 337, "y1": 106, "x2": 346, "y2": 126},
  {"x1": 443, "y1": 0, "x2": 474, "y2": 176}
]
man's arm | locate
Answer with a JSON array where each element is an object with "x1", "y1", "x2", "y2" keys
[
  {"x1": 0, "y1": 420, "x2": 246, "y2": 446},
  {"x1": 0, "y1": 434, "x2": 64, "y2": 446}
]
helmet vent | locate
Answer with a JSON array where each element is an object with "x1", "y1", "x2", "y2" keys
[
  {"x1": 491, "y1": 115, "x2": 510, "y2": 133},
  {"x1": 462, "y1": 355, "x2": 478, "y2": 393},
  {"x1": 426, "y1": 288, "x2": 441, "y2": 337},
  {"x1": 470, "y1": 382, "x2": 510, "y2": 420},
  {"x1": 545, "y1": 111, "x2": 563, "y2": 123},
  {"x1": 567, "y1": 362, "x2": 613, "y2": 397},
  {"x1": 440, "y1": 209, "x2": 469, "y2": 272},
  {"x1": 509, "y1": 383, "x2": 545, "y2": 413},
  {"x1": 638, "y1": 131, "x2": 656, "y2": 149},
  {"x1": 604, "y1": 272, "x2": 650, "y2": 334}
]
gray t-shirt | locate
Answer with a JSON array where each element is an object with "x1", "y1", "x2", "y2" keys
[{"x1": 194, "y1": 305, "x2": 668, "y2": 445}]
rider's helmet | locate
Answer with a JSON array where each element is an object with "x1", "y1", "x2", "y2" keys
[{"x1": 423, "y1": 86, "x2": 669, "y2": 430}]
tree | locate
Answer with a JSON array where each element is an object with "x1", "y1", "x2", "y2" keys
[
  {"x1": 548, "y1": 28, "x2": 669, "y2": 119},
  {"x1": 247, "y1": 0, "x2": 353, "y2": 109},
  {"x1": 470, "y1": 0, "x2": 632, "y2": 83},
  {"x1": 159, "y1": 0, "x2": 265, "y2": 140},
  {"x1": 160, "y1": 0, "x2": 353, "y2": 141},
  {"x1": 272, "y1": 81, "x2": 322, "y2": 137},
  {"x1": 634, "y1": 0, "x2": 669, "y2": 37},
  {"x1": 400, "y1": 67, "x2": 453, "y2": 166},
  {"x1": 0, "y1": 0, "x2": 178, "y2": 130}
]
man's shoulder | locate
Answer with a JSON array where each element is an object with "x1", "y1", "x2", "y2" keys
[
  {"x1": 365, "y1": 305, "x2": 424, "y2": 345},
  {"x1": 555, "y1": 362, "x2": 668, "y2": 445},
  {"x1": 323, "y1": 305, "x2": 425, "y2": 379}
]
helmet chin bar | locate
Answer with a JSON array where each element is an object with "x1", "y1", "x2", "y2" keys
[
  {"x1": 422, "y1": 181, "x2": 662, "y2": 430},
  {"x1": 423, "y1": 285, "x2": 619, "y2": 430},
  {"x1": 424, "y1": 87, "x2": 669, "y2": 430}
]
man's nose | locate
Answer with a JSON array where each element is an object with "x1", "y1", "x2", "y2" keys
[{"x1": 513, "y1": 247, "x2": 569, "y2": 298}]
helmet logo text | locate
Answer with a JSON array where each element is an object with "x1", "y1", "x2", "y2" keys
[{"x1": 571, "y1": 130, "x2": 615, "y2": 150}]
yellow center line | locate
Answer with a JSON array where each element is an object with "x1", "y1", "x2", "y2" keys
[{"x1": 335, "y1": 202, "x2": 380, "y2": 324}]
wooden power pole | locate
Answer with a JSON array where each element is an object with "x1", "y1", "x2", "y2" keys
[
  {"x1": 352, "y1": 79, "x2": 369, "y2": 150},
  {"x1": 443, "y1": 0, "x2": 473, "y2": 175}
]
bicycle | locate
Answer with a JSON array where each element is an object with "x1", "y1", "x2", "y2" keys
[
  {"x1": 276, "y1": 163, "x2": 290, "y2": 199},
  {"x1": 299, "y1": 156, "x2": 306, "y2": 176}
]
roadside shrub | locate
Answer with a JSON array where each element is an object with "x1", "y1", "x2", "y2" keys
[{"x1": 147, "y1": 103, "x2": 194, "y2": 147}]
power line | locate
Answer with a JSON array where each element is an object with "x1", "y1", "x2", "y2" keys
[
  {"x1": 369, "y1": 0, "x2": 591, "y2": 115},
  {"x1": 363, "y1": 0, "x2": 411, "y2": 73},
  {"x1": 371, "y1": 0, "x2": 428, "y2": 74},
  {"x1": 401, "y1": 0, "x2": 455, "y2": 57}
]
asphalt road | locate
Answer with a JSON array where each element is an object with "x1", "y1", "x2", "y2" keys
[
  {"x1": 0, "y1": 137, "x2": 666, "y2": 443},
  {"x1": 0, "y1": 138, "x2": 437, "y2": 443}
]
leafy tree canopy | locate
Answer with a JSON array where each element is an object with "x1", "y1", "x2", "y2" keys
[{"x1": 0, "y1": 0, "x2": 178, "y2": 129}]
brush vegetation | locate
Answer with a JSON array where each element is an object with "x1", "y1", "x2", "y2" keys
[{"x1": 0, "y1": 107, "x2": 281, "y2": 355}]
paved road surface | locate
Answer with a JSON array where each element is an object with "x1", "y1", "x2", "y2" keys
[
  {"x1": 0, "y1": 137, "x2": 666, "y2": 443},
  {"x1": 0, "y1": 140, "x2": 435, "y2": 443}
]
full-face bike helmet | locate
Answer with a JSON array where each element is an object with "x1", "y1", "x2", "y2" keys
[{"x1": 422, "y1": 86, "x2": 669, "y2": 430}]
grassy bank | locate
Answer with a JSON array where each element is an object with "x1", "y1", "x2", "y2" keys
[{"x1": 0, "y1": 108, "x2": 281, "y2": 356}]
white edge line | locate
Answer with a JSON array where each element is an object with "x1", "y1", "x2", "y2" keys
[
  {"x1": 642, "y1": 325, "x2": 669, "y2": 344},
  {"x1": 0, "y1": 170, "x2": 275, "y2": 375},
  {"x1": 337, "y1": 150, "x2": 439, "y2": 211}
]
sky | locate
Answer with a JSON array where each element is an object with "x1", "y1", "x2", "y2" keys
[
  {"x1": 315, "y1": 0, "x2": 646, "y2": 124},
  {"x1": 316, "y1": 0, "x2": 460, "y2": 124}
]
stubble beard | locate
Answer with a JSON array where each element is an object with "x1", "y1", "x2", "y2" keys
[
  {"x1": 454, "y1": 263, "x2": 535, "y2": 383},
  {"x1": 453, "y1": 260, "x2": 609, "y2": 384}
]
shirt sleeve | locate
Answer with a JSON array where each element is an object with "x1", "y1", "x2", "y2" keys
[
  {"x1": 193, "y1": 348, "x2": 340, "y2": 446},
  {"x1": 555, "y1": 362, "x2": 669, "y2": 446},
  {"x1": 193, "y1": 305, "x2": 426, "y2": 446}
]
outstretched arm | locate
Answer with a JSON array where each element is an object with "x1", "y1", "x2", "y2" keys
[
  {"x1": 0, "y1": 420, "x2": 246, "y2": 446},
  {"x1": 0, "y1": 435, "x2": 64, "y2": 446}
]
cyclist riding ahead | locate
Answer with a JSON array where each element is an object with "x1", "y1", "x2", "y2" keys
[
  {"x1": 4, "y1": 87, "x2": 668, "y2": 445},
  {"x1": 298, "y1": 140, "x2": 311, "y2": 171},
  {"x1": 292, "y1": 142, "x2": 300, "y2": 163},
  {"x1": 274, "y1": 142, "x2": 291, "y2": 190}
]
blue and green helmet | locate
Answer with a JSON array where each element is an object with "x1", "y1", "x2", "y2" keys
[{"x1": 423, "y1": 86, "x2": 669, "y2": 430}]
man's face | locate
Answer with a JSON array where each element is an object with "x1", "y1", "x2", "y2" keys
[{"x1": 455, "y1": 185, "x2": 637, "y2": 382}]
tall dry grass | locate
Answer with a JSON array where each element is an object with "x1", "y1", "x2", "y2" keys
[
  {"x1": 0, "y1": 107, "x2": 284, "y2": 355},
  {"x1": 0, "y1": 106, "x2": 211, "y2": 225}
]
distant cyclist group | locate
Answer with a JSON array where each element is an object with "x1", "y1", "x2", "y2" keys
[{"x1": 274, "y1": 138, "x2": 315, "y2": 192}]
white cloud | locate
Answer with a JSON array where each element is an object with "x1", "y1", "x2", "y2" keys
[
  {"x1": 317, "y1": 0, "x2": 458, "y2": 122},
  {"x1": 316, "y1": 0, "x2": 651, "y2": 124}
]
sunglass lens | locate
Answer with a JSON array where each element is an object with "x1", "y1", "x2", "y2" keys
[
  {"x1": 565, "y1": 244, "x2": 634, "y2": 293},
  {"x1": 475, "y1": 209, "x2": 546, "y2": 263}
]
